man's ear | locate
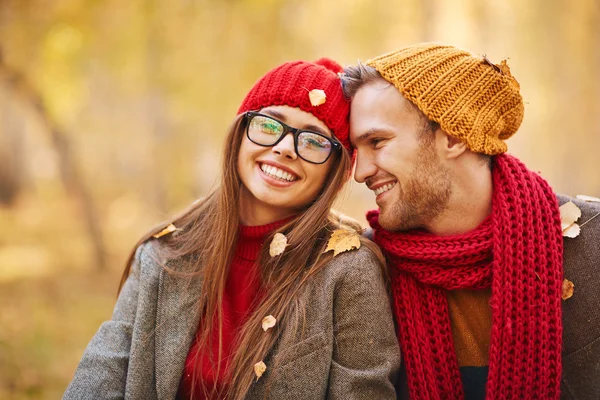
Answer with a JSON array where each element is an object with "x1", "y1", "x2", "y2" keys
[{"x1": 435, "y1": 129, "x2": 468, "y2": 159}]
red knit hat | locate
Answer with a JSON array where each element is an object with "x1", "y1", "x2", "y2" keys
[{"x1": 238, "y1": 58, "x2": 352, "y2": 153}]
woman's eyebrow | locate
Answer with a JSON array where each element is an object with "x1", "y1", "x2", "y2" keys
[
  {"x1": 262, "y1": 110, "x2": 330, "y2": 136},
  {"x1": 262, "y1": 109, "x2": 286, "y2": 120},
  {"x1": 301, "y1": 124, "x2": 329, "y2": 136}
]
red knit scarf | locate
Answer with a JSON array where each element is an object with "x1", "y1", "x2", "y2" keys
[{"x1": 367, "y1": 154, "x2": 564, "y2": 399}]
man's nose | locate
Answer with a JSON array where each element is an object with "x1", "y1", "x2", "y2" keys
[{"x1": 353, "y1": 150, "x2": 377, "y2": 183}]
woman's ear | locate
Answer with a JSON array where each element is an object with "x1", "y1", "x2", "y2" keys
[{"x1": 435, "y1": 129, "x2": 468, "y2": 160}]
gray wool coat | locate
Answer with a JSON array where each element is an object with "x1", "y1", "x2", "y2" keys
[
  {"x1": 64, "y1": 241, "x2": 401, "y2": 400},
  {"x1": 557, "y1": 194, "x2": 600, "y2": 400}
]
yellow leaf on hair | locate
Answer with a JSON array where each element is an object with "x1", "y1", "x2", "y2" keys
[
  {"x1": 308, "y1": 89, "x2": 326, "y2": 106},
  {"x1": 324, "y1": 229, "x2": 361, "y2": 257},
  {"x1": 560, "y1": 201, "x2": 581, "y2": 234},
  {"x1": 269, "y1": 233, "x2": 287, "y2": 257},
  {"x1": 261, "y1": 315, "x2": 276, "y2": 332},
  {"x1": 254, "y1": 361, "x2": 267, "y2": 381},
  {"x1": 576, "y1": 194, "x2": 600, "y2": 203},
  {"x1": 152, "y1": 223, "x2": 178, "y2": 239},
  {"x1": 562, "y1": 279, "x2": 574, "y2": 300}
]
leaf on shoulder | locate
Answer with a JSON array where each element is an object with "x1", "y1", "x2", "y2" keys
[{"x1": 324, "y1": 229, "x2": 361, "y2": 257}]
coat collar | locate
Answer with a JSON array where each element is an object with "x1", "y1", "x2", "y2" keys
[{"x1": 155, "y1": 260, "x2": 203, "y2": 400}]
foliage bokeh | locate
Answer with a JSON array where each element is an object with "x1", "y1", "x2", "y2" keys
[{"x1": 1, "y1": 0, "x2": 598, "y2": 398}]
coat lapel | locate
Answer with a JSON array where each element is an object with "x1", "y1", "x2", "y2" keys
[{"x1": 155, "y1": 265, "x2": 203, "y2": 400}]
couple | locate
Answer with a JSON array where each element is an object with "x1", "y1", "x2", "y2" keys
[{"x1": 65, "y1": 43, "x2": 600, "y2": 400}]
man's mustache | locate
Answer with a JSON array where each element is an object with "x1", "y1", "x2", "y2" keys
[{"x1": 365, "y1": 173, "x2": 397, "y2": 189}]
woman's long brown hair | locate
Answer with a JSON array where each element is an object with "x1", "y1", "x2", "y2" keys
[{"x1": 118, "y1": 113, "x2": 385, "y2": 399}]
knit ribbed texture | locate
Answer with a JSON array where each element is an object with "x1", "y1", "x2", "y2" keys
[
  {"x1": 367, "y1": 43, "x2": 524, "y2": 155},
  {"x1": 238, "y1": 59, "x2": 352, "y2": 153},
  {"x1": 368, "y1": 154, "x2": 563, "y2": 399}
]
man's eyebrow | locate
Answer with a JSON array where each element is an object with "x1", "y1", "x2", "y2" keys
[{"x1": 354, "y1": 128, "x2": 393, "y2": 144}]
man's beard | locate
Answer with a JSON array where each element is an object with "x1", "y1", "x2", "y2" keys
[{"x1": 378, "y1": 143, "x2": 452, "y2": 232}]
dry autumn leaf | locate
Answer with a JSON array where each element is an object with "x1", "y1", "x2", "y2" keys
[
  {"x1": 308, "y1": 89, "x2": 326, "y2": 106},
  {"x1": 261, "y1": 315, "x2": 276, "y2": 332},
  {"x1": 562, "y1": 223, "x2": 581, "y2": 238},
  {"x1": 324, "y1": 229, "x2": 361, "y2": 257},
  {"x1": 152, "y1": 223, "x2": 178, "y2": 239},
  {"x1": 269, "y1": 233, "x2": 287, "y2": 257},
  {"x1": 562, "y1": 279, "x2": 574, "y2": 300},
  {"x1": 254, "y1": 361, "x2": 267, "y2": 381},
  {"x1": 559, "y1": 201, "x2": 582, "y2": 237},
  {"x1": 576, "y1": 194, "x2": 600, "y2": 203}
]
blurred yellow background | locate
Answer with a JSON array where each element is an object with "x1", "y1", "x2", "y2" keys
[{"x1": 1, "y1": 0, "x2": 598, "y2": 398}]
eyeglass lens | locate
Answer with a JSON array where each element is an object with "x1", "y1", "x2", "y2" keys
[{"x1": 247, "y1": 114, "x2": 333, "y2": 164}]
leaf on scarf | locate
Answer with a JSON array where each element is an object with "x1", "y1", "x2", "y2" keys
[
  {"x1": 562, "y1": 279, "x2": 574, "y2": 300},
  {"x1": 152, "y1": 223, "x2": 179, "y2": 239},
  {"x1": 324, "y1": 229, "x2": 361, "y2": 257},
  {"x1": 269, "y1": 233, "x2": 287, "y2": 257},
  {"x1": 562, "y1": 223, "x2": 581, "y2": 238},
  {"x1": 254, "y1": 361, "x2": 267, "y2": 381},
  {"x1": 560, "y1": 201, "x2": 582, "y2": 235},
  {"x1": 308, "y1": 89, "x2": 326, "y2": 106},
  {"x1": 261, "y1": 315, "x2": 276, "y2": 332},
  {"x1": 576, "y1": 194, "x2": 600, "y2": 203}
]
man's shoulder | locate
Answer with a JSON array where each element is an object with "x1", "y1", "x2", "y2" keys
[
  {"x1": 556, "y1": 192, "x2": 600, "y2": 264},
  {"x1": 556, "y1": 193, "x2": 600, "y2": 219},
  {"x1": 555, "y1": 192, "x2": 599, "y2": 280},
  {"x1": 558, "y1": 193, "x2": 600, "y2": 361}
]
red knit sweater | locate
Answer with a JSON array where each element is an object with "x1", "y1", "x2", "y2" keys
[{"x1": 177, "y1": 220, "x2": 285, "y2": 399}]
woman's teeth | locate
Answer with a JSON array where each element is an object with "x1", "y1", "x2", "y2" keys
[
  {"x1": 260, "y1": 164, "x2": 297, "y2": 182},
  {"x1": 374, "y1": 183, "x2": 396, "y2": 196}
]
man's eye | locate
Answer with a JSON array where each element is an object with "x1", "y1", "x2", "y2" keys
[{"x1": 371, "y1": 138, "x2": 383, "y2": 147}]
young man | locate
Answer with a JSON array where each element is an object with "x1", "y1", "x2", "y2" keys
[{"x1": 341, "y1": 43, "x2": 600, "y2": 400}]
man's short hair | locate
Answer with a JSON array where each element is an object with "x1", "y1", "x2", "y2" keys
[{"x1": 341, "y1": 61, "x2": 491, "y2": 168}]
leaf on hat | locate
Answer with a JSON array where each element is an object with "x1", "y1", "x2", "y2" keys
[
  {"x1": 309, "y1": 89, "x2": 326, "y2": 106},
  {"x1": 269, "y1": 233, "x2": 287, "y2": 257},
  {"x1": 152, "y1": 223, "x2": 180, "y2": 239},
  {"x1": 560, "y1": 201, "x2": 581, "y2": 237},
  {"x1": 482, "y1": 55, "x2": 501, "y2": 73},
  {"x1": 576, "y1": 194, "x2": 600, "y2": 203},
  {"x1": 324, "y1": 229, "x2": 361, "y2": 257},
  {"x1": 562, "y1": 279, "x2": 574, "y2": 300},
  {"x1": 261, "y1": 315, "x2": 276, "y2": 332},
  {"x1": 254, "y1": 361, "x2": 267, "y2": 381},
  {"x1": 498, "y1": 60, "x2": 512, "y2": 76}
]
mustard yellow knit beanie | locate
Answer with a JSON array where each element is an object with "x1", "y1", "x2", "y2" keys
[{"x1": 367, "y1": 43, "x2": 524, "y2": 155}]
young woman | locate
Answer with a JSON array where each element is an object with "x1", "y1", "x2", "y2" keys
[{"x1": 64, "y1": 59, "x2": 400, "y2": 400}]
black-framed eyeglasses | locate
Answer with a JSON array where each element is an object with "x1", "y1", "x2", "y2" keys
[{"x1": 244, "y1": 111, "x2": 341, "y2": 164}]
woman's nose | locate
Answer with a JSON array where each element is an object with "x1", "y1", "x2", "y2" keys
[{"x1": 272, "y1": 133, "x2": 297, "y2": 160}]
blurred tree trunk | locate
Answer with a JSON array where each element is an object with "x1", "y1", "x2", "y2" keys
[
  {"x1": 0, "y1": 86, "x2": 25, "y2": 206},
  {"x1": 143, "y1": 0, "x2": 168, "y2": 213},
  {"x1": 0, "y1": 51, "x2": 108, "y2": 271}
]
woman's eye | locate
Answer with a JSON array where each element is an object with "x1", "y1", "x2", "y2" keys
[
  {"x1": 306, "y1": 137, "x2": 327, "y2": 148},
  {"x1": 260, "y1": 122, "x2": 281, "y2": 134}
]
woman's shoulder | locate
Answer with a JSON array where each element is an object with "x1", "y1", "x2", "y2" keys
[
  {"x1": 129, "y1": 239, "x2": 168, "y2": 279},
  {"x1": 319, "y1": 242, "x2": 386, "y2": 286}
]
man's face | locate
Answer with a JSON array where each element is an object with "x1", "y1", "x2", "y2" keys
[{"x1": 349, "y1": 80, "x2": 451, "y2": 231}]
